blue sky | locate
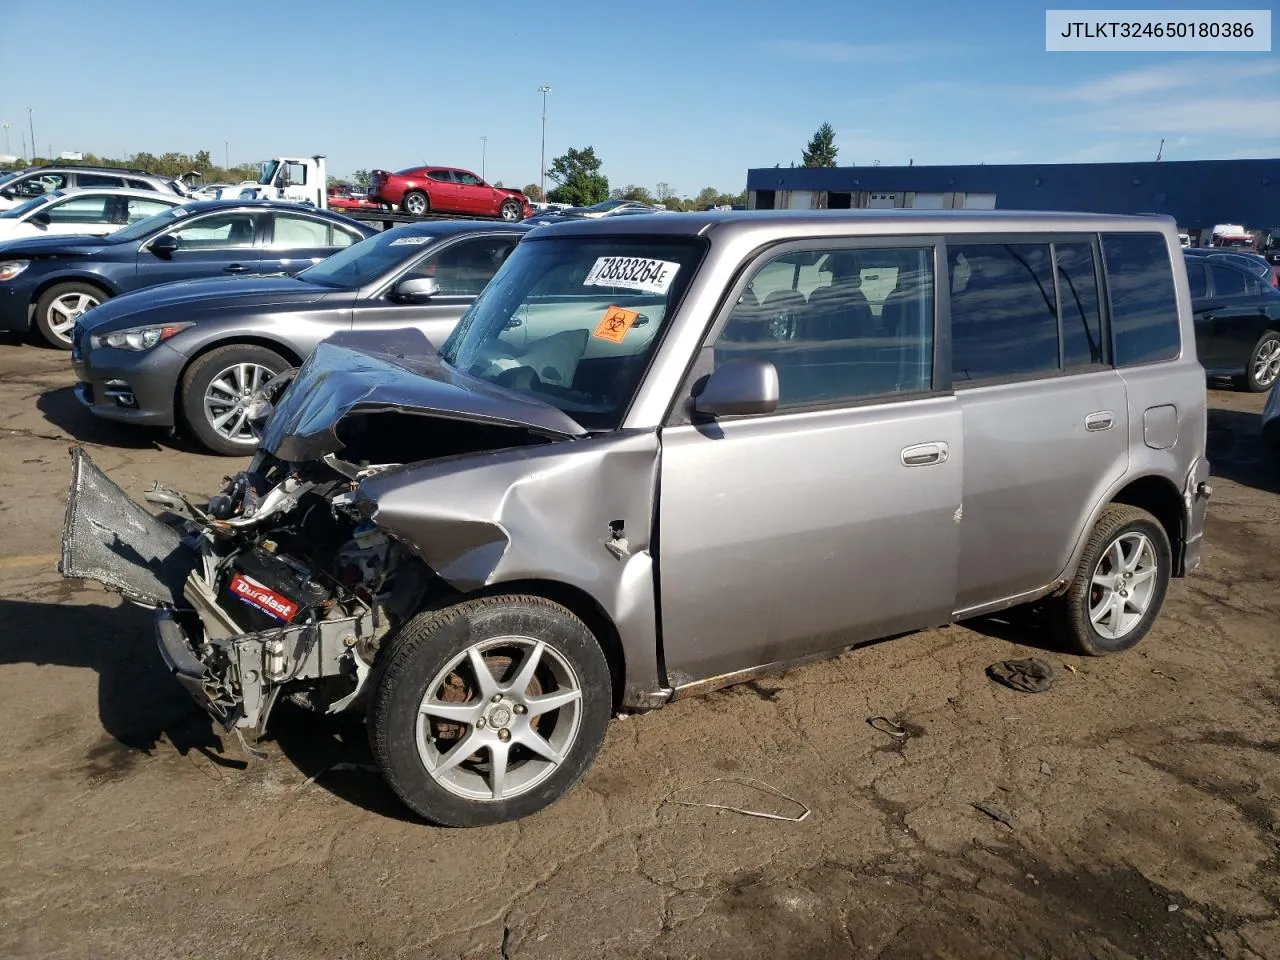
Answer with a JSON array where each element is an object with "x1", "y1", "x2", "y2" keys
[{"x1": 0, "y1": 0, "x2": 1276, "y2": 195}]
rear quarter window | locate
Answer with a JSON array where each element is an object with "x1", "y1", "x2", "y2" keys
[{"x1": 1102, "y1": 233, "x2": 1180, "y2": 366}]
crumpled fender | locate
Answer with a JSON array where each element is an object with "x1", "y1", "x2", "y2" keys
[{"x1": 355, "y1": 431, "x2": 668, "y2": 707}]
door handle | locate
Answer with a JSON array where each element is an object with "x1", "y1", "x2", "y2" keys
[
  {"x1": 224, "y1": 263, "x2": 249, "y2": 274},
  {"x1": 901, "y1": 442, "x2": 949, "y2": 466},
  {"x1": 1085, "y1": 411, "x2": 1114, "y2": 432}
]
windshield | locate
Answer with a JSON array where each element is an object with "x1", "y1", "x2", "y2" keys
[
  {"x1": 258, "y1": 160, "x2": 278, "y2": 186},
  {"x1": 0, "y1": 195, "x2": 52, "y2": 219},
  {"x1": 0, "y1": 171, "x2": 17, "y2": 185},
  {"x1": 440, "y1": 235, "x2": 705, "y2": 430},
  {"x1": 106, "y1": 205, "x2": 191, "y2": 242},
  {"x1": 585, "y1": 199, "x2": 630, "y2": 213},
  {"x1": 298, "y1": 228, "x2": 434, "y2": 288}
]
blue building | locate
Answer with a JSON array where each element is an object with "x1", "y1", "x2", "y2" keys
[{"x1": 745, "y1": 158, "x2": 1280, "y2": 240}]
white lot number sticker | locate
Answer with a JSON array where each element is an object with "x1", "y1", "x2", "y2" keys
[
  {"x1": 390, "y1": 235, "x2": 432, "y2": 246},
  {"x1": 584, "y1": 256, "x2": 680, "y2": 294}
]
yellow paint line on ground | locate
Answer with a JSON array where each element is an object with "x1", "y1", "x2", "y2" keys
[{"x1": 0, "y1": 553, "x2": 61, "y2": 570}]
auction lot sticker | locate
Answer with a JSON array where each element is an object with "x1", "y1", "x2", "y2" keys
[
  {"x1": 584, "y1": 257, "x2": 680, "y2": 294},
  {"x1": 1046, "y1": 10, "x2": 1271, "y2": 51}
]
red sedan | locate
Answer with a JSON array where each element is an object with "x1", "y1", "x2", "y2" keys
[
  {"x1": 369, "y1": 166, "x2": 531, "y2": 221},
  {"x1": 327, "y1": 184, "x2": 379, "y2": 212}
]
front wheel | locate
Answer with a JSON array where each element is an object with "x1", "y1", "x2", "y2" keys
[
  {"x1": 35, "y1": 282, "x2": 107, "y2": 349},
  {"x1": 369, "y1": 595, "x2": 611, "y2": 826},
  {"x1": 1244, "y1": 329, "x2": 1280, "y2": 392},
  {"x1": 402, "y1": 191, "x2": 429, "y2": 216},
  {"x1": 179, "y1": 343, "x2": 291, "y2": 456},
  {"x1": 1048, "y1": 504, "x2": 1172, "y2": 656},
  {"x1": 499, "y1": 199, "x2": 522, "y2": 222}
]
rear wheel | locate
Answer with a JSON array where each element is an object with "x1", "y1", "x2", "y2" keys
[
  {"x1": 402, "y1": 191, "x2": 429, "y2": 216},
  {"x1": 35, "y1": 282, "x2": 108, "y2": 349},
  {"x1": 1048, "y1": 504, "x2": 1171, "y2": 656},
  {"x1": 369, "y1": 595, "x2": 611, "y2": 826},
  {"x1": 179, "y1": 344, "x2": 290, "y2": 456},
  {"x1": 499, "y1": 199, "x2": 522, "y2": 222},
  {"x1": 1244, "y1": 329, "x2": 1280, "y2": 392}
]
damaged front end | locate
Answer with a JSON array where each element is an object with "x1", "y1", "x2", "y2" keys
[{"x1": 61, "y1": 445, "x2": 426, "y2": 732}]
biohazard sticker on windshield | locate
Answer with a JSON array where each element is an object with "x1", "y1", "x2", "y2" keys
[
  {"x1": 593, "y1": 306, "x2": 640, "y2": 343},
  {"x1": 583, "y1": 257, "x2": 680, "y2": 294}
]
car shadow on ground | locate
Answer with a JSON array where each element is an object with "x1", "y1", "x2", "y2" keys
[
  {"x1": 1206, "y1": 405, "x2": 1279, "y2": 494},
  {"x1": 267, "y1": 704, "x2": 420, "y2": 823},
  {"x1": 0, "y1": 598, "x2": 225, "y2": 759},
  {"x1": 37, "y1": 385, "x2": 205, "y2": 453},
  {"x1": 0, "y1": 595, "x2": 416, "y2": 817},
  {"x1": 957, "y1": 603, "x2": 1069, "y2": 654}
]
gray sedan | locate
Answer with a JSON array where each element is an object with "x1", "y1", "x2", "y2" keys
[{"x1": 72, "y1": 220, "x2": 529, "y2": 454}]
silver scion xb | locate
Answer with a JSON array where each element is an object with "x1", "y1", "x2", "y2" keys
[{"x1": 60, "y1": 210, "x2": 1212, "y2": 826}]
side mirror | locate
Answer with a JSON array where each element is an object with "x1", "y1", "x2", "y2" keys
[
  {"x1": 394, "y1": 276, "x2": 440, "y2": 302},
  {"x1": 693, "y1": 357, "x2": 779, "y2": 418},
  {"x1": 150, "y1": 234, "x2": 180, "y2": 257},
  {"x1": 30, "y1": 212, "x2": 50, "y2": 227}
]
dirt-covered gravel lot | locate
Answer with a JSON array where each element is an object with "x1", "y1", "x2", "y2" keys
[{"x1": 0, "y1": 336, "x2": 1277, "y2": 960}]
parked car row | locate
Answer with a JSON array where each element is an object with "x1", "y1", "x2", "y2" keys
[
  {"x1": 60, "y1": 208, "x2": 1214, "y2": 828},
  {"x1": 0, "y1": 164, "x2": 186, "y2": 211}
]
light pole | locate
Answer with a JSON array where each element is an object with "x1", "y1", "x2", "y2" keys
[
  {"x1": 538, "y1": 84, "x2": 551, "y2": 199},
  {"x1": 27, "y1": 108, "x2": 36, "y2": 161},
  {"x1": 1, "y1": 123, "x2": 9, "y2": 156},
  {"x1": 224, "y1": 140, "x2": 229, "y2": 171},
  {"x1": 480, "y1": 136, "x2": 488, "y2": 181}
]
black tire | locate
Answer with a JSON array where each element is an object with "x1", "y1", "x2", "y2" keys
[
  {"x1": 402, "y1": 190, "x2": 429, "y2": 216},
  {"x1": 179, "y1": 343, "x2": 291, "y2": 456},
  {"x1": 1048, "y1": 504, "x2": 1172, "y2": 656},
  {"x1": 34, "y1": 281, "x2": 109, "y2": 350},
  {"x1": 369, "y1": 595, "x2": 611, "y2": 827},
  {"x1": 1242, "y1": 329, "x2": 1280, "y2": 393},
  {"x1": 499, "y1": 199, "x2": 522, "y2": 222}
]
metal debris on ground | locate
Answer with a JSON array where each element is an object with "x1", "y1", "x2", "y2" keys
[
  {"x1": 663, "y1": 777, "x2": 811, "y2": 822},
  {"x1": 972, "y1": 801, "x2": 1016, "y2": 829},
  {"x1": 986, "y1": 657, "x2": 1055, "y2": 693},
  {"x1": 867, "y1": 716, "x2": 908, "y2": 739}
]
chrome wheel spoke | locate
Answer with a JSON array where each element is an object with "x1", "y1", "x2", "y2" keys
[
  {"x1": 466, "y1": 646, "x2": 500, "y2": 701},
  {"x1": 1129, "y1": 566, "x2": 1158, "y2": 587},
  {"x1": 507, "y1": 640, "x2": 545, "y2": 696},
  {"x1": 211, "y1": 407, "x2": 239, "y2": 429},
  {"x1": 525, "y1": 687, "x2": 580, "y2": 718},
  {"x1": 209, "y1": 376, "x2": 238, "y2": 399},
  {"x1": 433, "y1": 730, "x2": 482, "y2": 776},
  {"x1": 1092, "y1": 571, "x2": 1119, "y2": 590},
  {"x1": 420, "y1": 699, "x2": 483, "y2": 724},
  {"x1": 515, "y1": 727, "x2": 563, "y2": 765},
  {"x1": 487, "y1": 742, "x2": 510, "y2": 800}
]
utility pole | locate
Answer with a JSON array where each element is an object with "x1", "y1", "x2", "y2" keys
[
  {"x1": 538, "y1": 85, "x2": 551, "y2": 199},
  {"x1": 481, "y1": 136, "x2": 488, "y2": 181},
  {"x1": 1, "y1": 123, "x2": 9, "y2": 156},
  {"x1": 224, "y1": 140, "x2": 230, "y2": 170},
  {"x1": 26, "y1": 108, "x2": 35, "y2": 161}
]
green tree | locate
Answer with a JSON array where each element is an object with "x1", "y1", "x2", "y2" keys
[
  {"x1": 522, "y1": 182, "x2": 545, "y2": 202},
  {"x1": 546, "y1": 146, "x2": 609, "y2": 206},
  {"x1": 350, "y1": 169, "x2": 372, "y2": 189},
  {"x1": 620, "y1": 184, "x2": 655, "y2": 204},
  {"x1": 802, "y1": 123, "x2": 838, "y2": 167}
]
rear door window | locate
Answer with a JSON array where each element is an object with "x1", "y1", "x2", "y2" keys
[
  {"x1": 1209, "y1": 263, "x2": 1247, "y2": 298},
  {"x1": 948, "y1": 243, "x2": 1059, "y2": 382},
  {"x1": 76, "y1": 173, "x2": 125, "y2": 188},
  {"x1": 1055, "y1": 242, "x2": 1106, "y2": 368},
  {"x1": 1102, "y1": 233, "x2": 1180, "y2": 366},
  {"x1": 1186, "y1": 261, "x2": 1208, "y2": 299}
]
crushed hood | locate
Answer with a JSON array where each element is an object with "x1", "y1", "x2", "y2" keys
[{"x1": 259, "y1": 328, "x2": 588, "y2": 462}]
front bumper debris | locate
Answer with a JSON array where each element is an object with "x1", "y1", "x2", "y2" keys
[{"x1": 60, "y1": 446, "x2": 198, "y2": 606}]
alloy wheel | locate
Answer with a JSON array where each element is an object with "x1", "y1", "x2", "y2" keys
[
  {"x1": 416, "y1": 636, "x2": 583, "y2": 802},
  {"x1": 500, "y1": 201, "x2": 521, "y2": 222},
  {"x1": 405, "y1": 193, "x2": 427, "y2": 216},
  {"x1": 46, "y1": 293, "x2": 101, "y2": 344},
  {"x1": 1088, "y1": 532, "x2": 1158, "y2": 640},
  {"x1": 1253, "y1": 337, "x2": 1280, "y2": 388},
  {"x1": 202, "y1": 362, "x2": 278, "y2": 445}
]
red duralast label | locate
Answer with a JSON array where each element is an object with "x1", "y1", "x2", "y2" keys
[{"x1": 229, "y1": 573, "x2": 298, "y2": 621}]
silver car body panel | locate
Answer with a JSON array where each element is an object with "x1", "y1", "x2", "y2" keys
[{"x1": 61, "y1": 208, "x2": 1211, "y2": 721}]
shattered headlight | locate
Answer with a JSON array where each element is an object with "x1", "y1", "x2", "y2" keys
[
  {"x1": 0, "y1": 260, "x2": 29, "y2": 282},
  {"x1": 95, "y1": 323, "x2": 191, "y2": 352}
]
